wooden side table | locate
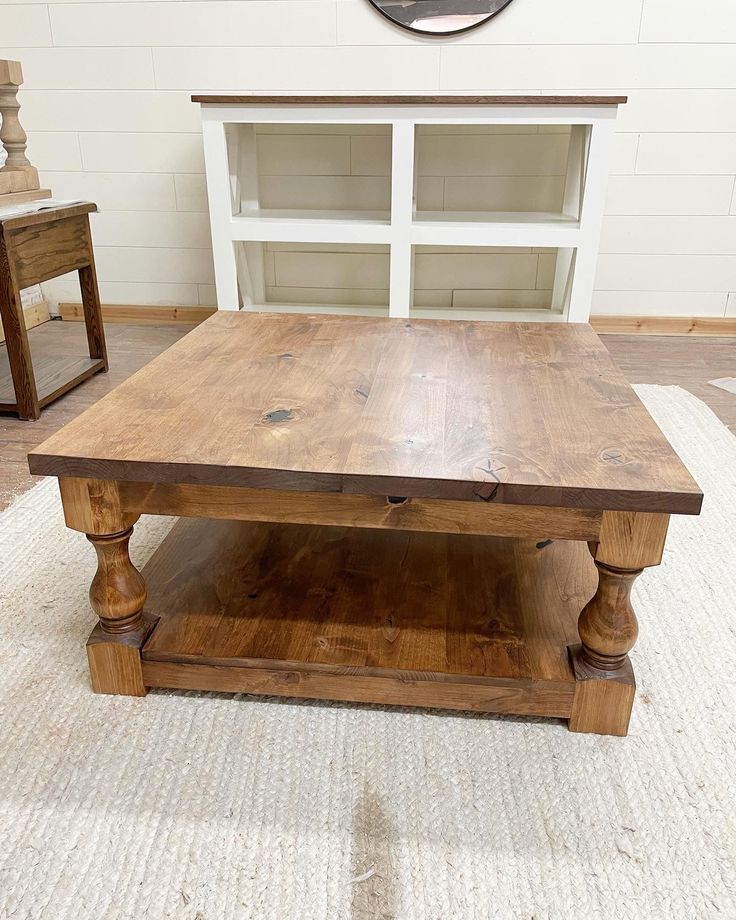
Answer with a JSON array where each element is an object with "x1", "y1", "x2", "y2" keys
[{"x1": 0, "y1": 202, "x2": 107, "y2": 419}]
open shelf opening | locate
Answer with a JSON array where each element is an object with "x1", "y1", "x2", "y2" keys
[
  {"x1": 411, "y1": 245, "x2": 574, "y2": 320},
  {"x1": 413, "y1": 124, "x2": 576, "y2": 224},
  {"x1": 226, "y1": 123, "x2": 392, "y2": 224},
  {"x1": 236, "y1": 241, "x2": 390, "y2": 315}
]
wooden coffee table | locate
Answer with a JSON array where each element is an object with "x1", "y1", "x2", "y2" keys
[{"x1": 28, "y1": 313, "x2": 702, "y2": 736}]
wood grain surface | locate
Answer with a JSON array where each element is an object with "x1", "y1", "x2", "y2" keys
[
  {"x1": 140, "y1": 517, "x2": 596, "y2": 715},
  {"x1": 28, "y1": 312, "x2": 702, "y2": 514},
  {"x1": 116, "y1": 479, "x2": 603, "y2": 540},
  {"x1": 192, "y1": 95, "x2": 628, "y2": 106},
  {"x1": 0, "y1": 354, "x2": 103, "y2": 410},
  {"x1": 0, "y1": 202, "x2": 105, "y2": 419}
]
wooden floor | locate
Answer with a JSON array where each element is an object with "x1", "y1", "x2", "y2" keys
[{"x1": 1, "y1": 318, "x2": 734, "y2": 512}]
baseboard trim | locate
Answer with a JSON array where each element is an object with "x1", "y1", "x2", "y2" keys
[
  {"x1": 58, "y1": 303, "x2": 736, "y2": 337},
  {"x1": 0, "y1": 300, "x2": 50, "y2": 344},
  {"x1": 59, "y1": 303, "x2": 217, "y2": 324},
  {"x1": 591, "y1": 315, "x2": 736, "y2": 336}
]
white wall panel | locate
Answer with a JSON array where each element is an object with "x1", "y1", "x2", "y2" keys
[
  {"x1": 609, "y1": 134, "x2": 639, "y2": 175},
  {"x1": 617, "y1": 90, "x2": 736, "y2": 133},
  {"x1": 416, "y1": 135, "x2": 568, "y2": 177},
  {"x1": 5, "y1": 0, "x2": 731, "y2": 318},
  {"x1": 0, "y1": 47, "x2": 154, "y2": 88},
  {"x1": 441, "y1": 44, "x2": 736, "y2": 91},
  {"x1": 20, "y1": 90, "x2": 198, "y2": 132},
  {"x1": 636, "y1": 134, "x2": 736, "y2": 175},
  {"x1": 596, "y1": 255, "x2": 736, "y2": 292},
  {"x1": 94, "y1": 246, "x2": 215, "y2": 284},
  {"x1": 81, "y1": 133, "x2": 204, "y2": 173},
  {"x1": 41, "y1": 171, "x2": 177, "y2": 210},
  {"x1": 153, "y1": 46, "x2": 440, "y2": 92},
  {"x1": 600, "y1": 217, "x2": 736, "y2": 255},
  {"x1": 605, "y1": 176, "x2": 734, "y2": 215},
  {"x1": 592, "y1": 291, "x2": 729, "y2": 316},
  {"x1": 49, "y1": 1, "x2": 336, "y2": 47},
  {"x1": 174, "y1": 175, "x2": 208, "y2": 212},
  {"x1": 91, "y1": 211, "x2": 212, "y2": 248},
  {"x1": 640, "y1": 0, "x2": 736, "y2": 43},
  {"x1": 25, "y1": 132, "x2": 82, "y2": 171},
  {"x1": 0, "y1": 7, "x2": 52, "y2": 46}
]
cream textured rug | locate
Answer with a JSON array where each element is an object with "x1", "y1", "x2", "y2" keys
[{"x1": 1, "y1": 385, "x2": 734, "y2": 920}]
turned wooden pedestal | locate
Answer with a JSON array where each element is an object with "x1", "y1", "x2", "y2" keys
[{"x1": 28, "y1": 313, "x2": 702, "y2": 736}]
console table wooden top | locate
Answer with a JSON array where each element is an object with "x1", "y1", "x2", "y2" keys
[
  {"x1": 192, "y1": 94, "x2": 628, "y2": 106},
  {"x1": 29, "y1": 311, "x2": 699, "y2": 515}
]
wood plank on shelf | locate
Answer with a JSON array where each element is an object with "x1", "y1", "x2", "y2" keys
[
  {"x1": 140, "y1": 517, "x2": 594, "y2": 715},
  {"x1": 0, "y1": 353, "x2": 104, "y2": 411}
]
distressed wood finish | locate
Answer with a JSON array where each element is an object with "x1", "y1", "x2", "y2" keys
[
  {"x1": 0, "y1": 203, "x2": 107, "y2": 419},
  {"x1": 568, "y1": 510, "x2": 670, "y2": 735},
  {"x1": 60, "y1": 475, "x2": 153, "y2": 695},
  {"x1": 0, "y1": 59, "x2": 50, "y2": 201},
  {"x1": 39, "y1": 314, "x2": 702, "y2": 735},
  {"x1": 88, "y1": 528, "x2": 147, "y2": 634},
  {"x1": 29, "y1": 312, "x2": 702, "y2": 514},
  {"x1": 116, "y1": 480, "x2": 603, "y2": 540},
  {"x1": 191, "y1": 94, "x2": 628, "y2": 106},
  {"x1": 0, "y1": 354, "x2": 102, "y2": 411},
  {"x1": 87, "y1": 615, "x2": 158, "y2": 696},
  {"x1": 140, "y1": 518, "x2": 592, "y2": 717}
]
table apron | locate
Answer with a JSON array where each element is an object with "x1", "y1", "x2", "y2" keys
[{"x1": 115, "y1": 479, "x2": 603, "y2": 541}]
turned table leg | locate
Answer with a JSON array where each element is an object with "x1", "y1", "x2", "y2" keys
[
  {"x1": 59, "y1": 477, "x2": 156, "y2": 696},
  {"x1": 569, "y1": 510, "x2": 670, "y2": 736}
]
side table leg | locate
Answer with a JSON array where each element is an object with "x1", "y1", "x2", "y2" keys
[
  {"x1": 59, "y1": 477, "x2": 155, "y2": 696},
  {"x1": 0, "y1": 239, "x2": 40, "y2": 418},
  {"x1": 79, "y1": 215, "x2": 108, "y2": 370},
  {"x1": 568, "y1": 511, "x2": 669, "y2": 736}
]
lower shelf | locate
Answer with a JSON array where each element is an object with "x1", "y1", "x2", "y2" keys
[
  {"x1": 141, "y1": 518, "x2": 598, "y2": 718},
  {"x1": 0, "y1": 352, "x2": 104, "y2": 411}
]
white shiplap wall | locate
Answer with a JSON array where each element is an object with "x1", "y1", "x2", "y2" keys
[{"x1": 2, "y1": 0, "x2": 735, "y2": 317}]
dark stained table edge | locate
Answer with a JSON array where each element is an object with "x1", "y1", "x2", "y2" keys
[
  {"x1": 191, "y1": 95, "x2": 628, "y2": 106},
  {"x1": 26, "y1": 454, "x2": 703, "y2": 516},
  {"x1": 0, "y1": 202, "x2": 97, "y2": 232}
]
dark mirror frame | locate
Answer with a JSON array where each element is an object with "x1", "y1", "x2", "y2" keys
[{"x1": 366, "y1": 0, "x2": 516, "y2": 37}]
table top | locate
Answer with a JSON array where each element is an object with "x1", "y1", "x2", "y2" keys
[
  {"x1": 192, "y1": 94, "x2": 627, "y2": 106},
  {"x1": 28, "y1": 312, "x2": 702, "y2": 514},
  {"x1": 0, "y1": 201, "x2": 95, "y2": 232}
]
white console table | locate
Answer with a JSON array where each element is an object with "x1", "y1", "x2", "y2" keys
[{"x1": 194, "y1": 95, "x2": 626, "y2": 323}]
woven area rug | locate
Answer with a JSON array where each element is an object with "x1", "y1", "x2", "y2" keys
[{"x1": 0, "y1": 385, "x2": 734, "y2": 920}]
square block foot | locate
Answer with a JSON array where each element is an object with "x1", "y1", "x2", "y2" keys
[
  {"x1": 86, "y1": 614, "x2": 158, "y2": 696},
  {"x1": 567, "y1": 644, "x2": 636, "y2": 737}
]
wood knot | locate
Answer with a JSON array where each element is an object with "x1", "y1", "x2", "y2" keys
[
  {"x1": 263, "y1": 408, "x2": 293, "y2": 423},
  {"x1": 472, "y1": 457, "x2": 508, "y2": 501}
]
